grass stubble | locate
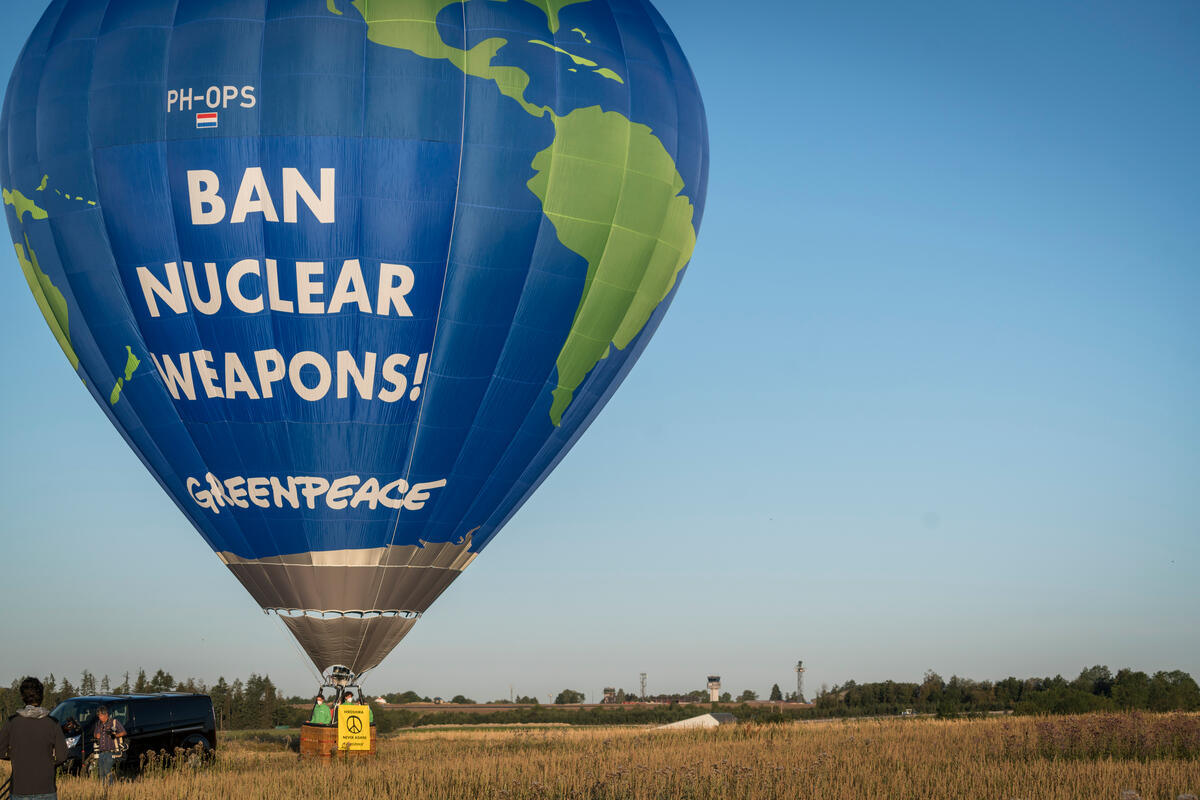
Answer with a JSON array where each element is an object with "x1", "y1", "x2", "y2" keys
[{"x1": 3, "y1": 712, "x2": 1196, "y2": 799}]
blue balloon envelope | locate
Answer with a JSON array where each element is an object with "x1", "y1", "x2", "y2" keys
[{"x1": 2, "y1": 0, "x2": 707, "y2": 675}]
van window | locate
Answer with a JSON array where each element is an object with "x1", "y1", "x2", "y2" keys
[
  {"x1": 104, "y1": 701, "x2": 130, "y2": 727},
  {"x1": 50, "y1": 700, "x2": 98, "y2": 730},
  {"x1": 50, "y1": 700, "x2": 129, "y2": 734},
  {"x1": 172, "y1": 696, "x2": 212, "y2": 724},
  {"x1": 131, "y1": 700, "x2": 171, "y2": 728}
]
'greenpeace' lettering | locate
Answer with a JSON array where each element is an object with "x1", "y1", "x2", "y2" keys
[{"x1": 186, "y1": 473, "x2": 448, "y2": 514}]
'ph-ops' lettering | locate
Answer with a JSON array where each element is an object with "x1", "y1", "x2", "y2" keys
[{"x1": 168, "y1": 85, "x2": 256, "y2": 112}]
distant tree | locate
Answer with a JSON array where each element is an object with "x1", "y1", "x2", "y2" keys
[
  {"x1": 814, "y1": 683, "x2": 840, "y2": 710},
  {"x1": 514, "y1": 695, "x2": 539, "y2": 705},
  {"x1": 1072, "y1": 665, "x2": 1114, "y2": 697},
  {"x1": 177, "y1": 677, "x2": 206, "y2": 693},
  {"x1": 1111, "y1": 669, "x2": 1151, "y2": 709},
  {"x1": 245, "y1": 675, "x2": 264, "y2": 726},
  {"x1": 386, "y1": 691, "x2": 412, "y2": 704},
  {"x1": 994, "y1": 676, "x2": 1023, "y2": 707},
  {"x1": 384, "y1": 690, "x2": 426, "y2": 704},
  {"x1": 449, "y1": 695, "x2": 475, "y2": 705},
  {"x1": 769, "y1": 684, "x2": 783, "y2": 701},
  {"x1": 1148, "y1": 670, "x2": 1200, "y2": 711},
  {"x1": 210, "y1": 677, "x2": 231, "y2": 730},
  {"x1": 943, "y1": 676, "x2": 965, "y2": 707},
  {"x1": 918, "y1": 671, "x2": 944, "y2": 706},
  {"x1": 615, "y1": 689, "x2": 626, "y2": 703},
  {"x1": 116, "y1": 672, "x2": 131, "y2": 695},
  {"x1": 99, "y1": 675, "x2": 111, "y2": 694},
  {"x1": 719, "y1": 692, "x2": 732, "y2": 703},
  {"x1": 79, "y1": 671, "x2": 97, "y2": 695},
  {"x1": 59, "y1": 678, "x2": 76, "y2": 700},
  {"x1": 239, "y1": 673, "x2": 278, "y2": 728},
  {"x1": 229, "y1": 679, "x2": 247, "y2": 728},
  {"x1": 1, "y1": 684, "x2": 19, "y2": 719},
  {"x1": 737, "y1": 690, "x2": 758, "y2": 702},
  {"x1": 148, "y1": 669, "x2": 175, "y2": 693},
  {"x1": 133, "y1": 669, "x2": 149, "y2": 693},
  {"x1": 554, "y1": 689, "x2": 585, "y2": 704}
]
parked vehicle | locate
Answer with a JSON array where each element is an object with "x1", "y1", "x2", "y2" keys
[{"x1": 49, "y1": 693, "x2": 216, "y2": 774}]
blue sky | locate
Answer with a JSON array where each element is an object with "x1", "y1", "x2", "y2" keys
[{"x1": 1, "y1": 0, "x2": 1196, "y2": 701}]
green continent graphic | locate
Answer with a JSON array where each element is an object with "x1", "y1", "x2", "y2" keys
[
  {"x1": 123, "y1": 346, "x2": 141, "y2": 380},
  {"x1": 345, "y1": 0, "x2": 698, "y2": 426},
  {"x1": 530, "y1": 38, "x2": 596, "y2": 66},
  {"x1": 3, "y1": 188, "x2": 48, "y2": 222},
  {"x1": 522, "y1": 0, "x2": 590, "y2": 32},
  {"x1": 352, "y1": 0, "x2": 547, "y2": 117},
  {"x1": 529, "y1": 39, "x2": 623, "y2": 83},
  {"x1": 109, "y1": 346, "x2": 141, "y2": 405},
  {"x1": 527, "y1": 107, "x2": 697, "y2": 425},
  {"x1": 592, "y1": 67, "x2": 622, "y2": 84},
  {"x1": 15, "y1": 233, "x2": 79, "y2": 370},
  {"x1": 495, "y1": 0, "x2": 591, "y2": 32}
]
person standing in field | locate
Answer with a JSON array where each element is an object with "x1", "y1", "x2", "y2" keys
[
  {"x1": 0, "y1": 676, "x2": 70, "y2": 800},
  {"x1": 310, "y1": 695, "x2": 332, "y2": 725},
  {"x1": 90, "y1": 705, "x2": 126, "y2": 784}
]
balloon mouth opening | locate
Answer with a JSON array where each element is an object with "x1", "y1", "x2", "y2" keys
[
  {"x1": 269, "y1": 608, "x2": 421, "y2": 620},
  {"x1": 322, "y1": 665, "x2": 360, "y2": 687}
]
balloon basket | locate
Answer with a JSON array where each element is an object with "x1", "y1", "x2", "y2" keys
[{"x1": 300, "y1": 723, "x2": 377, "y2": 760}]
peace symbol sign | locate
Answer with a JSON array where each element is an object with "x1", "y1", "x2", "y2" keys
[{"x1": 346, "y1": 715, "x2": 363, "y2": 734}]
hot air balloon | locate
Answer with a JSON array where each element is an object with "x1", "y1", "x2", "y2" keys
[{"x1": 1, "y1": 0, "x2": 708, "y2": 690}]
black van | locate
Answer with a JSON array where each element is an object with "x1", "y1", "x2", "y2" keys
[{"x1": 49, "y1": 693, "x2": 216, "y2": 773}]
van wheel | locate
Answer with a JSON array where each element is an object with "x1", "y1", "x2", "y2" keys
[{"x1": 181, "y1": 735, "x2": 213, "y2": 767}]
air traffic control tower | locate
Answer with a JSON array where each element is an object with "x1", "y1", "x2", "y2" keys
[{"x1": 707, "y1": 675, "x2": 721, "y2": 702}]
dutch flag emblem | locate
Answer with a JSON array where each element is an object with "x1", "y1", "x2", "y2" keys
[{"x1": 196, "y1": 112, "x2": 218, "y2": 129}]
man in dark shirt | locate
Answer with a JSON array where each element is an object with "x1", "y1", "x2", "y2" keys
[
  {"x1": 90, "y1": 705, "x2": 125, "y2": 783},
  {"x1": 0, "y1": 676, "x2": 69, "y2": 800}
]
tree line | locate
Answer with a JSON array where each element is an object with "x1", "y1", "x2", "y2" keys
[
  {"x1": 5, "y1": 664, "x2": 1196, "y2": 732},
  {"x1": 811, "y1": 666, "x2": 1200, "y2": 717}
]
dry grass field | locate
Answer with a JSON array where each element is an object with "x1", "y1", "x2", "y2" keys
[{"x1": 3, "y1": 712, "x2": 1197, "y2": 799}]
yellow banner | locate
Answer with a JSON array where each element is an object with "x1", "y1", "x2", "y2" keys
[{"x1": 337, "y1": 704, "x2": 370, "y2": 751}]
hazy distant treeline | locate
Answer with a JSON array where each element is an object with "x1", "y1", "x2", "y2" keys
[
  {"x1": 810, "y1": 666, "x2": 1200, "y2": 718},
  {"x1": 5, "y1": 665, "x2": 1197, "y2": 731}
]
